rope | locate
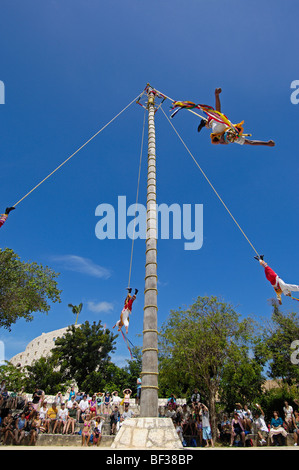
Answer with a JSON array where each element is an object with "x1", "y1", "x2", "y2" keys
[
  {"x1": 160, "y1": 105, "x2": 260, "y2": 257},
  {"x1": 13, "y1": 92, "x2": 142, "y2": 208},
  {"x1": 127, "y1": 108, "x2": 146, "y2": 288}
]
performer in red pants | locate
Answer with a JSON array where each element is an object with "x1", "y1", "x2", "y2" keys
[{"x1": 255, "y1": 255, "x2": 299, "y2": 304}]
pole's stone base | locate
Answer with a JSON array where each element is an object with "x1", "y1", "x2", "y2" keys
[{"x1": 111, "y1": 417, "x2": 183, "y2": 449}]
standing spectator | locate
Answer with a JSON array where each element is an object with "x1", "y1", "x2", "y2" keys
[
  {"x1": 111, "y1": 391, "x2": 122, "y2": 410},
  {"x1": 68, "y1": 386, "x2": 76, "y2": 400},
  {"x1": 110, "y1": 406, "x2": 120, "y2": 435},
  {"x1": 269, "y1": 411, "x2": 288, "y2": 445},
  {"x1": 103, "y1": 392, "x2": 111, "y2": 415},
  {"x1": 31, "y1": 387, "x2": 44, "y2": 411},
  {"x1": 89, "y1": 395, "x2": 97, "y2": 418},
  {"x1": 230, "y1": 412, "x2": 246, "y2": 446},
  {"x1": 243, "y1": 404, "x2": 253, "y2": 431},
  {"x1": 55, "y1": 391, "x2": 63, "y2": 407},
  {"x1": 96, "y1": 392, "x2": 104, "y2": 414},
  {"x1": 200, "y1": 403, "x2": 214, "y2": 447},
  {"x1": 253, "y1": 404, "x2": 268, "y2": 446},
  {"x1": 78, "y1": 394, "x2": 90, "y2": 422},
  {"x1": 123, "y1": 388, "x2": 132, "y2": 407},
  {"x1": 136, "y1": 377, "x2": 142, "y2": 406},
  {"x1": 283, "y1": 401, "x2": 294, "y2": 432}
]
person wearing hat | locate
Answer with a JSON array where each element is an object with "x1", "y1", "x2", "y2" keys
[
  {"x1": 255, "y1": 256, "x2": 299, "y2": 304},
  {"x1": 113, "y1": 288, "x2": 138, "y2": 334}
]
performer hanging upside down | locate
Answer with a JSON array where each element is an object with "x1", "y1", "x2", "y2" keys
[
  {"x1": 0, "y1": 207, "x2": 15, "y2": 229},
  {"x1": 197, "y1": 88, "x2": 275, "y2": 147},
  {"x1": 255, "y1": 255, "x2": 299, "y2": 304},
  {"x1": 113, "y1": 288, "x2": 138, "y2": 334}
]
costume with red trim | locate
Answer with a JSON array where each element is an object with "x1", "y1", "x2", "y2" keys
[
  {"x1": 256, "y1": 257, "x2": 299, "y2": 304},
  {"x1": 113, "y1": 288, "x2": 138, "y2": 334}
]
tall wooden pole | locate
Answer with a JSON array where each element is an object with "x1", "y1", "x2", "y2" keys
[{"x1": 140, "y1": 88, "x2": 159, "y2": 417}]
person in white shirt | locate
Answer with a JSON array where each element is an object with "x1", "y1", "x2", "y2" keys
[
  {"x1": 55, "y1": 403, "x2": 69, "y2": 434},
  {"x1": 254, "y1": 404, "x2": 269, "y2": 446},
  {"x1": 77, "y1": 395, "x2": 90, "y2": 422}
]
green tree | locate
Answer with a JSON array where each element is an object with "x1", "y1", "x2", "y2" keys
[
  {"x1": 0, "y1": 361, "x2": 26, "y2": 391},
  {"x1": 159, "y1": 296, "x2": 256, "y2": 438},
  {"x1": 0, "y1": 248, "x2": 61, "y2": 330},
  {"x1": 254, "y1": 300, "x2": 299, "y2": 385},
  {"x1": 24, "y1": 356, "x2": 66, "y2": 395},
  {"x1": 68, "y1": 302, "x2": 83, "y2": 325},
  {"x1": 52, "y1": 320, "x2": 118, "y2": 392}
]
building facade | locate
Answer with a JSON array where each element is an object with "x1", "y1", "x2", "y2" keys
[{"x1": 9, "y1": 326, "x2": 74, "y2": 368}]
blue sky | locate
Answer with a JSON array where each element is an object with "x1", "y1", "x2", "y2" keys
[{"x1": 1, "y1": 0, "x2": 299, "y2": 369}]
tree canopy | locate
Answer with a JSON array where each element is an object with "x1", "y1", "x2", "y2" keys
[{"x1": 0, "y1": 248, "x2": 61, "y2": 330}]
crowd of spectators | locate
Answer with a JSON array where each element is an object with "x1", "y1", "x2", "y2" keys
[
  {"x1": 0, "y1": 379, "x2": 139, "y2": 446},
  {"x1": 1, "y1": 379, "x2": 299, "y2": 447},
  {"x1": 159, "y1": 392, "x2": 299, "y2": 447}
]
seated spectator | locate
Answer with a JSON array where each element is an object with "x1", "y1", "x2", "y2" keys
[
  {"x1": 31, "y1": 387, "x2": 44, "y2": 411},
  {"x1": 2, "y1": 410, "x2": 14, "y2": 444},
  {"x1": 253, "y1": 404, "x2": 268, "y2": 446},
  {"x1": 47, "y1": 402, "x2": 58, "y2": 433},
  {"x1": 219, "y1": 414, "x2": 231, "y2": 444},
  {"x1": 66, "y1": 402, "x2": 78, "y2": 434},
  {"x1": 230, "y1": 412, "x2": 246, "y2": 446},
  {"x1": 13, "y1": 412, "x2": 26, "y2": 445},
  {"x1": 269, "y1": 411, "x2": 288, "y2": 446},
  {"x1": 122, "y1": 403, "x2": 134, "y2": 420},
  {"x1": 55, "y1": 402, "x2": 69, "y2": 434},
  {"x1": 28, "y1": 410, "x2": 41, "y2": 445},
  {"x1": 167, "y1": 394, "x2": 177, "y2": 410},
  {"x1": 165, "y1": 403, "x2": 177, "y2": 420}
]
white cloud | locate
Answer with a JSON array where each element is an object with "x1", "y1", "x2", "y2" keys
[
  {"x1": 51, "y1": 255, "x2": 111, "y2": 279},
  {"x1": 87, "y1": 301, "x2": 114, "y2": 314}
]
